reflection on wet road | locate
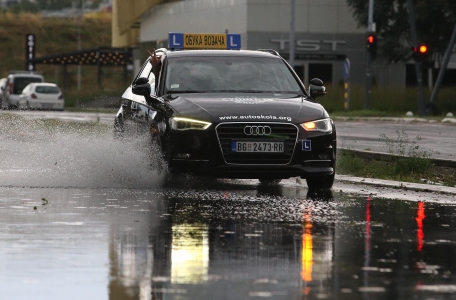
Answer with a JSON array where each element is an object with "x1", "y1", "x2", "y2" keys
[{"x1": 1, "y1": 182, "x2": 456, "y2": 300}]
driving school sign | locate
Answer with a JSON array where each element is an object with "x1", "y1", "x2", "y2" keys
[{"x1": 169, "y1": 33, "x2": 241, "y2": 49}]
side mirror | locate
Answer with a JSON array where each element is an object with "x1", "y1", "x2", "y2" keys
[
  {"x1": 132, "y1": 77, "x2": 151, "y2": 97},
  {"x1": 309, "y1": 78, "x2": 327, "y2": 98}
]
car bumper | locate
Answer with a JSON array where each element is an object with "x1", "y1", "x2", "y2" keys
[
  {"x1": 166, "y1": 124, "x2": 336, "y2": 179},
  {"x1": 24, "y1": 100, "x2": 64, "y2": 110},
  {"x1": 169, "y1": 160, "x2": 334, "y2": 179}
]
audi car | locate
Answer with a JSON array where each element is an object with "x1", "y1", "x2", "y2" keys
[{"x1": 115, "y1": 35, "x2": 336, "y2": 189}]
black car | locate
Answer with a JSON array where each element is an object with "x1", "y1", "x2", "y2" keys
[{"x1": 115, "y1": 46, "x2": 336, "y2": 189}]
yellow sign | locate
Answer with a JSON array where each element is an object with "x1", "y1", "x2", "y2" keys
[{"x1": 183, "y1": 33, "x2": 227, "y2": 49}]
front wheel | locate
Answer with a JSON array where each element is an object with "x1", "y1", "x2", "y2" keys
[{"x1": 306, "y1": 173, "x2": 334, "y2": 190}]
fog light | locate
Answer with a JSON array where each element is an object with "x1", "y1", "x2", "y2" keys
[{"x1": 175, "y1": 153, "x2": 191, "y2": 159}]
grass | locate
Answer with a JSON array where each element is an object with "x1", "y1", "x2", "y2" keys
[
  {"x1": 337, "y1": 130, "x2": 456, "y2": 187},
  {"x1": 0, "y1": 12, "x2": 127, "y2": 108}
]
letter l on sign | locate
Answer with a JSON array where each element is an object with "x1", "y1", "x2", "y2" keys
[
  {"x1": 173, "y1": 35, "x2": 181, "y2": 46},
  {"x1": 302, "y1": 140, "x2": 311, "y2": 151}
]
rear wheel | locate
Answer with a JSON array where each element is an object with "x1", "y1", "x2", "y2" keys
[{"x1": 306, "y1": 173, "x2": 334, "y2": 190}]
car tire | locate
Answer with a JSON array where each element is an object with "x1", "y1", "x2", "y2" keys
[
  {"x1": 306, "y1": 172, "x2": 335, "y2": 190},
  {"x1": 258, "y1": 178, "x2": 282, "y2": 185}
]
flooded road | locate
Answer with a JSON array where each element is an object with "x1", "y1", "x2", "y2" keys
[
  {"x1": 1, "y1": 112, "x2": 456, "y2": 299},
  {"x1": 2, "y1": 184, "x2": 456, "y2": 300}
]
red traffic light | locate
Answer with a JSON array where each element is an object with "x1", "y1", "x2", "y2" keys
[
  {"x1": 412, "y1": 44, "x2": 430, "y2": 62},
  {"x1": 366, "y1": 33, "x2": 377, "y2": 60},
  {"x1": 419, "y1": 45, "x2": 428, "y2": 53},
  {"x1": 367, "y1": 35, "x2": 375, "y2": 44},
  {"x1": 413, "y1": 44, "x2": 428, "y2": 54}
]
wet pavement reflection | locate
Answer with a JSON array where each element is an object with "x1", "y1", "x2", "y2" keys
[{"x1": 1, "y1": 180, "x2": 456, "y2": 300}]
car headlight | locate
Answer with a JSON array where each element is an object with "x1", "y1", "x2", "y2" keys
[
  {"x1": 300, "y1": 118, "x2": 332, "y2": 133},
  {"x1": 171, "y1": 117, "x2": 211, "y2": 130}
]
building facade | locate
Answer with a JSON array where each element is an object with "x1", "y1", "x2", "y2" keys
[{"x1": 114, "y1": 0, "x2": 408, "y2": 87}]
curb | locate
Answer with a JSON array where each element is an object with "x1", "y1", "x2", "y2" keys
[
  {"x1": 338, "y1": 148, "x2": 456, "y2": 168},
  {"x1": 332, "y1": 116, "x2": 456, "y2": 124},
  {"x1": 335, "y1": 174, "x2": 456, "y2": 195}
]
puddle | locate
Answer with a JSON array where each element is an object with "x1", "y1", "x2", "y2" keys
[{"x1": 0, "y1": 186, "x2": 454, "y2": 299}]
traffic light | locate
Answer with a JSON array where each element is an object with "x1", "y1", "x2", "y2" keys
[
  {"x1": 412, "y1": 44, "x2": 429, "y2": 62},
  {"x1": 366, "y1": 33, "x2": 377, "y2": 60}
]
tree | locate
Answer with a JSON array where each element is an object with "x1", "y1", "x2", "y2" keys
[
  {"x1": 8, "y1": 0, "x2": 40, "y2": 13},
  {"x1": 346, "y1": 0, "x2": 456, "y2": 66},
  {"x1": 35, "y1": 0, "x2": 74, "y2": 10}
]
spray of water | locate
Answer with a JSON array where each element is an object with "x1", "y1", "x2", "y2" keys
[{"x1": 0, "y1": 113, "x2": 166, "y2": 188}]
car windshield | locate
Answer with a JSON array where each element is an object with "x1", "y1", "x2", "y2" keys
[
  {"x1": 35, "y1": 86, "x2": 60, "y2": 94},
  {"x1": 13, "y1": 77, "x2": 42, "y2": 94},
  {"x1": 164, "y1": 56, "x2": 303, "y2": 94}
]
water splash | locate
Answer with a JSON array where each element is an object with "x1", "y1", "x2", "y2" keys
[{"x1": 0, "y1": 112, "x2": 165, "y2": 188}]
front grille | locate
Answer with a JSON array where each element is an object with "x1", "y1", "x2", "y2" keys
[{"x1": 216, "y1": 123, "x2": 298, "y2": 164}]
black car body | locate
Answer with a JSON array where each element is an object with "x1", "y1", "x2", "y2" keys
[{"x1": 115, "y1": 48, "x2": 336, "y2": 189}]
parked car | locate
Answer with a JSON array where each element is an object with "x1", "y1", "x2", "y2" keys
[
  {"x1": 4, "y1": 71, "x2": 44, "y2": 109},
  {"x1": 114, "y1": 33, "x2": 336, "y2": 190},
  {"x1": 18, "y1": 83, "x2": 64, "y2": 110},
  {"x1": 0, "y1": 78, "x2": 7, "y2": 108}
]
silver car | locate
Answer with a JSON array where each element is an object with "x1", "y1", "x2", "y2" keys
[{"x1": 19, "y1": 83, "x2": 64, "y2": 110}]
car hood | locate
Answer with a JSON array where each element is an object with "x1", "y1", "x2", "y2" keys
[{"x1": 164, "y1": 93, "x2": 328, "y2": 124}]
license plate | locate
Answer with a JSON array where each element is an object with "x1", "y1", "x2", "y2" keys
[{"x1": 231, "y1": 141, "x2": 284, "y2": 153}]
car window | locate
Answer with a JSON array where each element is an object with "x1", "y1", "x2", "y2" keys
[
  {"x1": 164, "y1": 56, "x2": 303, "y2": 94},
  {"x1": 13, "y1": 77, "x2": 43, "y2": 94},
  {"x1": 35, "y1": 86, "x2": 60, "y2": 94},
  {"x1": 22, "y1": 85, "x2": 30, "y2": 93}
]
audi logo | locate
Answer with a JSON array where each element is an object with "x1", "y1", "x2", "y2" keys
[{"x1": 244, "y1": 125, "x2": 272, "y2": 136}]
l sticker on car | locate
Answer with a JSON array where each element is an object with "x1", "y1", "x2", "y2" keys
[{"x1": 302, "y1": 140, "x2": 311, "y2": 151}]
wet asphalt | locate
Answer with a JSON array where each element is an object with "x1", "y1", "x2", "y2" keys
[
  {"x1": 2, "y1": 183, "x2": 456, "y2": 300},
  {"x1": 1, "y1": 111, "x2": 456, "y2": 299}
]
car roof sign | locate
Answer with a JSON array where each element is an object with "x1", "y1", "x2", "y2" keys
[
  {"x1": 227, "y1": 34, "x2": 241, "y2": 49},
  {"x1": 168, "y1": 33, "x2": 241, "y2": 50}
]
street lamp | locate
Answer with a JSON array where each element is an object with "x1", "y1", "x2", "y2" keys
[{"x1": 77, "y1": 0, "x2": 84, "y2": 90}]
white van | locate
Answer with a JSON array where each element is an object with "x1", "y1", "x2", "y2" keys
[{"x1": 4, "y1": 71, "x2": 44, "y2": 109}]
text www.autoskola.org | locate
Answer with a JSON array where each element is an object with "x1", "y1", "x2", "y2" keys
[{"x1": 219, "y1": 115, "x2": 292, "y2": 122}]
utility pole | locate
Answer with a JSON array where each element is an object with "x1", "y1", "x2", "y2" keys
[
  {"x1": 406, "y1": 0, "x2": 425, "y2": 116},
  {"x1": 365, "y1": 0, "x2": 375, "y2": 110},
  {"x1": 289, "y1": 0, "x2": 295, "y2": 69},
  {"x1": 428, "y1": 25, "x2": 456, "y2": 111}
]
